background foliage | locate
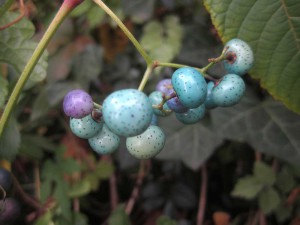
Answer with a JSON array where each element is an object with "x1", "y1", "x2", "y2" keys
[{"x1": 0, "y1": 0, "x2": 300, "y2": 224}]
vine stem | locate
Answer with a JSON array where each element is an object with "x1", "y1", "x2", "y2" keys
[
  {"x1": 197, "y1": 164, "x2": 208, "y2": 225},
  {"x1": 138, "y1": 65, "x2": 154, "y2": 91},
  {"x1": 92, "y1": 0, "x2": 152, "y2": 65},
  {"x1": 0, "y1": 1, "x2": 80, "y2": 137}
]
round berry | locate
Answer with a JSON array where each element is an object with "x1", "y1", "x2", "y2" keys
[
  {"x1": 102, "y1": 89, "x2": 153, "y2": 137},
  {"x1": 223, "y1": 39, "x2": 254, "y2": 76},
  {"x1": 88, "y1": 124, "x2": 120, "y2": 155},
  {"x1": 166, "y1": 88, "x2": 188, "y2": 113},
  {"x1": 204, "y1": 81, "x2": 217, "y2": 109},
  {"x1": 171, "y1": 67, "x2": 207, "y2": 108},
  {"x1": 126, "y1": 125, "x2": 165, "y2": 159},
  {"x1": 63, "y1": 89, "x2": 94, "y2": 119},
  {"x1": 175, "y1": 104, "x2": 206, "y2": 124},
  {"x1": 212, "y1": 74, "x2": 246, "y2": 107},
  {"x1": 70, "y1": 114, "x2": 103, "y2": 139},
  {"x1": 156, "y1": 78, "x2": 172, "y2": 94},
  {"x1": 0, "y1": 168, "x2": 12, "y2": 192},
  {"x1": 149, "y1": 91, "x2": 172, "y2": 117}
]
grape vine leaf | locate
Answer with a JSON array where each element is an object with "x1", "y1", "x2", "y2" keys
[
  {"x1": 157, "y1": 115, "x2": 224, "y2": 170},
  {"x1": 231, "y1": 176, "x2": 264, "y2": 199},
  {"x1": 108, "y1": 205, "x2": 132, "y2": 225},
  {"x1": 0, "y1": 12, "x2": 48, "y2": 89},
  {"x1": 254, "y1": 161, "x2": 275, "y2": 186},
  {"x1": 203, "y1": 0, "x2": 300, "y2": 114},
  {"x1": 258, "y1": 187, "x2": 280, "y2": 214},
  {"x1": 140, "y1": 16, "x2": 183, "y2": 64},
  {"x1": 210, "y1": 90, "x2": 300, "y2": 165}
]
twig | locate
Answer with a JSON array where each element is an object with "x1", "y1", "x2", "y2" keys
[
  {"x1": 12, "y1": 174, "x2": 42, "y2": 210},
  {"x1": 197, "y1": 164, "x2": 208, "y2": 225},
  {"x1": 34, "y1": 162, "x2": 41, "y2": 200},
  {"x1": 259, "y1": 210, "x2": 267, "y2": 225},
  {"x1": 108, "y1": 157, "x2": 118, "y2": 211},
  {"x1": 125, "y1": 160, "x2": 148, "y2": 215}
]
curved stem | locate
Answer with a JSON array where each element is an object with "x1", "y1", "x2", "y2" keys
[
  {"x1": 0, "y1": 0, "x2": 25, "y2": 31},
  {"x1": 197, "y1": 164, "x2": 208, "y2": 225},
  {"x1": 138, "y1": 65, "x2": 153, "y2": 91},
  {"x1": 93, "y1": 0, "x2": 152, "y2": 65},
  {"x1": 0, "y1": 1, "x2": 76, "y2": 137}
]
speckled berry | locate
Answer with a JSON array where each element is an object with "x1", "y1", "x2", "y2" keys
[
  {"x1": 175, "y1": 104, "x2": 206, "y2": 124},
  {"x1": 88, "y1": 124, "x2": 120, "y2": 155},
  {"x1": 156, "y1": 78, "x2": 172, "y2": 94},
  {"x1": 149, "y1": 91, "x2": 172, "y2": 117},
  {"x1": 211, "y1": 74, "x2": 246, "y2": 107},
  {"x1": 102, "y1": 89, "x2": 153, "y2": 137},
  {"x1": 204, "y1": 81, "x2": 217, "y2": 109},
  {"x1": 166, "y1": 88, "x2": 188, "y2": 113},
  {"x1": 223, "y1": 39, "x2": 254, "y2": 76},
  {"x1": 63, "y1": 89, "x2": 94, "y2": 118},
  {"x1": 126, "y1": 125, "x2": 165, "y2": 159},
  {"x1": 171, "y1": 67, "x2": 207, "y2": 108},
  {"x1": 70, "y1": 114, "x2": 103, "y2": 139}
]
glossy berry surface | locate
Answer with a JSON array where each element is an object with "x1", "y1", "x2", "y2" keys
[
  {"x1": 88, "y1": 124, "x2": 120, "y2": 155},
  {"x1": 0, "y1": 198, "x2": 20, "y2": 224},
  {"x1": 212, "y1": 74, "x2": 246, "y2": 107},
  {"x1": 102, "y1": 89, "x2": 153, "y2": 137},
  {"x1": 0, "y1": 168, "x2": 12, "y2": 191},
  {"x1": 175, "y1": 104, "x2": 206, "y2": 124},
  {"x1": 166, "y1": 88, "x2": 188, "y2": 113},
  {"x1": 63, "y1": 89, "x2": 94, "y2": 118},
  {"x1": 223, "y1": 38, "x2": 254, "y2": 76},
  {"x1": 155, "y1": 78, "x2": 172, "y2": 94},
  {"x1": 126, "y1": 125, "x2": 165, "y2": 159},
  {"x1": 70, "y1": 114, "x2": 103, "y2": 139},
  {"x1": 171, "y1": 67, "x2": 207, "y2": 108},
  {"x1": 204, "y1": 81, "x2": 217, "y2": 109},
  {"x1": 149, "y1": 91, "x2": 172, "y2": 117}
]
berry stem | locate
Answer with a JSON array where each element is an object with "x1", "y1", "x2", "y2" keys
[
  {"x1": 138, "y1": 65, "x2": 154, "y2": 91},
  {"x1": 92, "y1": 0, "x2": 152, "y2": 65},
  {"x1": 0, "y1": 0, "x2": 81, "y2": 137},
  {"x1": 93, "y1": 102, "x2": 102, "y2": 110}
]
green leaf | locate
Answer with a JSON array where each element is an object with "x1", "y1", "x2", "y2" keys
[
  {"x1": 94, "y1": 160, "x2": 114, "y2": 179},
  {"x1": 108, "y1": 205, "x2": 132, "y2": 225},
  {"x1": 0, "y1": 12, "x2": 48, "y2": 89},
  {"x1": 0, "y1": 116, "x2": 20, "y2": 160},
  {"x1": 203, "y1": 0, "x2": 300, "y2": 114},
  {"x1": 231, "y1": 176, "x2": 264, "y2": 199},
  {"x1": 275, "y1": 203, "x2": 292, "y2": 223},
  {"x1": 156, "y1": 216, "x2": 177, "y2": 225},
  {"x1": 68, "y1": 179, "x2": 91, "y2": 198},
  {"x1": 254, "y1": 161, "x2": 275, "y2": 186},
  {"x1": 0, "y1": 76, "x2": 8, "y2": 108},
  {"x1": 73, "y1": 212, "x2": 88, "y2": 225},
  {"x1": 157, "y1": 115, "x2": 223, "y2": 170},
  {"x1": 72, "y1": 44, "x2": 103, "y2": 90},
  {"x1": 140, "y1": 16, "x2": 183, "y2": 63},
  {"x1": 121, "y1": 0, "x2": 155, "y2": 23},
  {"x1": 258, "y1": 187, "x2": 280, "y2": 214},
  {"x1": 210, "y1": 90, "x2": 300, "y2": 165},
  {"x1": 33, "y1": 211, "x2": 53, "y2": 225},
  {"x1": 275, "y1": 167, "x2": 295, "y2": 193}
]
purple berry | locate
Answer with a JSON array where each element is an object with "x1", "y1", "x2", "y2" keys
[
  {"x1": 166, "y1": 88, "x2": 188, "y2": 113},
  {"x1": 63, "y1": 89, "x2": 94, "y2": 119},
  {"x1": 156, "y1": 79, "x2": 172, "y2": 95},
  {"x1": 0, "y1": 198, "x2": 21, "y2": 224},
  {"x1": 0, "y1": 168, "x2": 12, "y2": 192}
]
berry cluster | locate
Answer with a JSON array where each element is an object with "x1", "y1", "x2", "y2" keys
[{"x1": 63, "y1": 39, "x2": 254, "y2": 159}]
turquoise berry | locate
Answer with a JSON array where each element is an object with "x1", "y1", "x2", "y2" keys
[
  {"x1": 126, "y1": 125, "x2": 165, "y2": 159},
  {"x1": 102, "y1": 89, "x2": 153, "y2": 137},
  {"x1": 149, "y1": 91, "x2": 172, "y2": 117},
  {"x1": 70, "y1": 114, "x2": 103, "y2": 139},
  {"x1": 223, "y1": 39, "x2": 254, "y2": 76},
  {"x1": 211, "y1": 74, "x2": 246, "y2": 107},
  {"x1": 88, "y1": 124, "x2": 120, "y2": 155},
  {"x1": 175, "y1": 104, "x2": 205, "y2": 124},
  {"x1": 171, "y1": 67, "x2": 207, "y2": 108},
  {"x1": 204, "y1": 81, "x2": 217, "y2": 109}
]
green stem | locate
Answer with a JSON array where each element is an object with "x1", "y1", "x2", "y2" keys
[
  {"x1": 138, "y1": 65, "x2": 153, "y2": 91},
  {"x1": 93, "y1": 0, "x2": 152, "y2": 65},
  {"x1": 0, "y1": 1, "x2": 76, "y2": 137}
]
